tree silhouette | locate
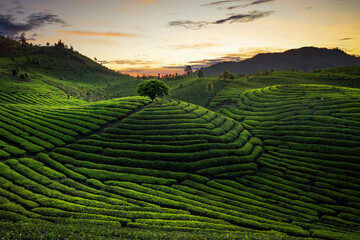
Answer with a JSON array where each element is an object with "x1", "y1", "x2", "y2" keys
[
  {"x1": 20, "y1": 33, "x2": 26, "y2": 45},
  {"x1": 197, "y1": 69, "x2": 204, "y2": 78},
  {"x1": 56, "y1": 39, "x2": 65, "y2": 48},
  {"x1": 184, "y1": 66, "x2": 192, "y2": 75}
]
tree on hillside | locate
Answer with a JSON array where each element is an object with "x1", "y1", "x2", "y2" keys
[
  {"x1": 206, "y1": 81, "x2": 214, "y2": 93},
  {"x1": 20, "y1": 33, "x2": 26, "y2": 45},
  {"x1": 55, "y1": 39, "x2": 65, "y2": 48},
  {"x1": 12, "y1": 68, "x2": 18, "y2": 77},
  {"x1": 184, "y1": 66, "x2": 192, "y2": 75},
  {"x1": 137, "y1": 79, "x2": 169, "y2": 102},
  {"x1": 222, "y1": 70, "x2": 230, "y2": 80},
  {"x1": 197, "y1": 69, "x2": 204, "y2": 78}
]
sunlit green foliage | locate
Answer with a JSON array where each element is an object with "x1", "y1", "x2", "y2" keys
[
  {"x1": 1, "y1": 42, "x2": 360, "y2": 240},
  {"x1": 137, "y1": 79, "x2": 170, "y2": 102}
]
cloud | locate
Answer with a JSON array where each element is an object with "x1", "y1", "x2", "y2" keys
[
  {"x1": 140, "y1": 0, "x2": 158, "y2": 3},
  {"x1": 305, "y1": 6, "x2": 318, "y2": 10},
  {"x1": 69, "y1": 0, "x2": 102, "y2": 1},
  {"x1": 166, "y1": 42, "x2": 218, "y2": 49},
  {"x1": 201, "y1": 0, "x2": 244, "y2": 7},
  {"x1": 81, "y1": 39, "x2": 117, "y2": 45},
  {"x1": 6, "y1": 0, "x2": 23, "y2": 10},
  {"x1": 214, "y1": 10, "x2": 273, "y2": 24},
  {"x1": 187, "y1": 57, "x2": 240, "y2": 67},
  {"x1": 103, "y1": 59, "x2": 160, "y2": 65},
  {"x1": 109, "y1": 47, "x2": 285, "y2": 76},
  {"x1": 183, "y1": 47, "x2": 284, "y2": 69},
  {"x1": 169, "y1": 10, "x2": 273, "y2": 30},
  {"x1": 111, "y1": 67, "x2": 183, "y2": 77},
  {"x1": 162, "y1": 64, "x2": 214, "y2": 72},
  {"x1": 0, "y1": 11, "x2": 67, "y2": 37},
  {"x1": 162, "y1": 65, "x2": 188, "y2": 70},
  {"x1": 161, "y1": 56, "x2": 243, "y2": 72},
  {"x1": 227, "y1": 0, "x2": 275, "y2": 9},
  {"x1": 56, "y1": 30, "x2": 138, "y2": 37},
  {"x1": 168, "y1": 20, "x2": 210, "y2": 30},
  {"x1": 119, "y1": 0, "x2": 158, "y2": 13},
  {"x1": 340, "y1": 37, "x2": 353, "y2": 41},
  {"x1": 250, "y1": 0, "x2": 274, "y2": 5}
]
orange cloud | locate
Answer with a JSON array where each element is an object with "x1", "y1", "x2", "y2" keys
[
  {"x1": 56, "y1": 30, "x2": 138, "y2": 37},
  {"x1": 119, "y1": 0, "x2": 158, "y2": 13},
  {"x1": 115, "y1": 67, "x2": 182, "y2": 77},
  {"x1": 81, "y1": 39, "x2": 117, "y2": 45},
  {"x1": 140, "y1": 0, "x2": 158, "y2": 4},
  {"x1": 104, "y1": 59, "x2": 161, "y2": 65},
  {"x1": 165, "y1": 42, "x2": 218, "y2": 50}
]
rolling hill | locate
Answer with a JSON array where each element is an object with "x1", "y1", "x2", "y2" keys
[
  {"x1": 0, "y1": 35, "x2": 141, "y2": 101},
  {"x1": 202, "y1": 47, "x2": 360, "y2": 75},
  {"x1": 0, "y1": 36, "x2": 360, "y2": 239},
  {"x1": 0, "y1": 86, "x2": 359, "y2": 239}
]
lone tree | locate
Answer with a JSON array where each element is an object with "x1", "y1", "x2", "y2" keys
[
  {"x1": 197, "y1": 69, "x2": 204, "y2": 78},
  {"x1": 20, "y1": 33, "x2": 26, "y2": 45},
  {"x1": 137, "y1": 79, "x2": 169, "y2": 102},
  {"x1": 206, "y1": 81, "x2": 214, "y2": 93},
  {"x1": 184, "y1": 66, "x2": 192, "y2": 75},
  {"x1": 222, "y1": 70, "x2": 230, "y2": 80},
  {"x1": 55, "y1": 39, "x2": 65, "y2": 48}
]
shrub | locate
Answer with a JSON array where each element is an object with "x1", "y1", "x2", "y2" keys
[
  {"x1": 76, "y1": 168, "x2": 177, "y2": 185},
  {"x1": 310, "y1": 229, "x2": 358, "y2": 240},
  {"x1": 37, "y1": 153, "x2": 87, "y2": 181}
]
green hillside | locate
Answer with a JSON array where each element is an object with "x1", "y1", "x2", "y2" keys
[
  {"x1": 0, "y1": 87, "x2": 359, "y2": 239},
  {"x1": 166, "y1": 69, "x2": 360, "y2": 108},
  {"x1": 0, "y1": 35, "x2": 141, "y2": 101},
  {"x1": 1, "y1": 36, "x2": 360, "y2": 239}
]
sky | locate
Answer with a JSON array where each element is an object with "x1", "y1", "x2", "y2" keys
[{"x1": 1, "y1": 0, "x2": 359, "y2": 76}]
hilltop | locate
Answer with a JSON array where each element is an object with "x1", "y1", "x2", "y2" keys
[
  {"x1": 0, "y1": 35, "x2": 141, "y2": 101},
  {"x1": 202, "y1": 47, "x2": 360, "y2": 75}
]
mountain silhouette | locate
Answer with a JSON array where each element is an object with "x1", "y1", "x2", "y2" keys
[{"x1": 202, "y1": 47, "x2": 360, "y2": 75}]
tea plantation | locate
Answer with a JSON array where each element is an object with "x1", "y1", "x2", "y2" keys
[
  {"x1": 0, "y1": 83, "x2": 359, "y2": 239},
  {"x1": 217, "y1": 84, "x2": 360, "y2": 239}
]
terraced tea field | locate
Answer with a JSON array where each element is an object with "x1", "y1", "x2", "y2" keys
[
  {"x1": 218, "y1": 84, "x2": 360, "y2": 239},
  {"x1": 0, "y1": 84, "x2": 360, "y2": 239}
]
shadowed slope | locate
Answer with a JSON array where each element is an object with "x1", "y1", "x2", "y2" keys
[{"x1": 219, "y1": 84, "x2": 360, "y2": 239}]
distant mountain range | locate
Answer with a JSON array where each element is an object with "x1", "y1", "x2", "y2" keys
[{"x1": 202, "y1": 47, "x2": 360, "y2": 75}]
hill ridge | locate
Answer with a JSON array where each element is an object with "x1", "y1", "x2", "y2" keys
[{"x1": 203, "y1": 46, "x2": 360, "y2": 75}]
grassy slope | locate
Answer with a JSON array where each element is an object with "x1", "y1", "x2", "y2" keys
[
  {"x1": 0, "y1": 92, "x2": 359, "y2": 239},
  {"x1": 0, "y1": 95, "x2": 291, "y2": 239},
  {"x1": 168, "y1": 69, "x2": 360, "y2": 108},
  {"x1": 216, "y1": 84, "x2": 360, "y2": 239},
  {"x1": 1, "y1": 37, "x2": 360, "y2": 239},
  {"x1": 0, "y1": 36, "x2": 142, "y2": 101}
]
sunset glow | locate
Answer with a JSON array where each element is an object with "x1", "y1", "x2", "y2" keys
[{"x1": 1, "y1": 0, "x2": 359, "y2": 75}]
